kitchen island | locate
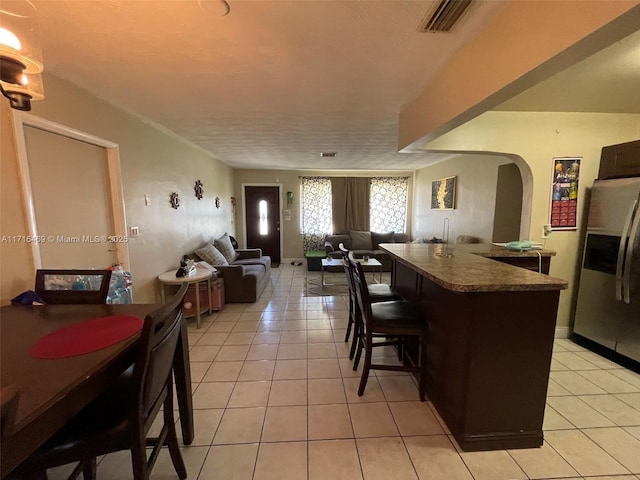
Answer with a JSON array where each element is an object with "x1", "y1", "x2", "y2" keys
[{"x1": 380, "y1": 243, "x2": 568, "y2": 451}]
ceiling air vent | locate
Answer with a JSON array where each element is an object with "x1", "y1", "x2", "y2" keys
[
  {"x1": 320, "y1": 152, "x2": 337, "y2": 158},
  {"x1": 419, "y1": 0, "x2": 473, "y2": 33}
]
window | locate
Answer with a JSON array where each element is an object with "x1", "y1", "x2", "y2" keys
[
  {"x1": 370, "y1": 177, "x2": 408, "y2": 233},
  {"x1": 300, "y1": 176, "x2": 408, "y2": 250},
  {"x1": 258, "y1": 200, "x2": 268, "y2": 235},
  {"x1": 301, "y1": 177, "x2": 332, "y2": 251}
]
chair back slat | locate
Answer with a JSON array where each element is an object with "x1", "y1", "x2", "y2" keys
[
  {"x1": 35, "y1": 269, "x2": 112, "y2": 304},
  {"x1": 340, "y1": 246, "x2": 355, "y2": 298},
  {"x1": 351, "y1": 259, "x2": 373, "y2": 333},
  {"x1": 135, "y1": 283, "x2": 188, "y2": 418}
]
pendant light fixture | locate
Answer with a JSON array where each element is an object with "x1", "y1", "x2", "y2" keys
[{"x1": 0, "y1": 0, "x2": 44, "y2": 111}]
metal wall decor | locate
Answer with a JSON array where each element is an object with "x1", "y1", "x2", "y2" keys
[
  {"x1": 194, "y1": 180, "x2": 203, "y2": 199},
  {"x1": 215, "y1": 196, "x2": 221, "y2": 208},
  {"x1": 170, "y1": 192, "x2": 180, "y2": 209}
]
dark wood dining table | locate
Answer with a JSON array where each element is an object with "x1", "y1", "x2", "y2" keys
[{"x1": 0, "y1": 304, "x2": 194, "y2": 478}]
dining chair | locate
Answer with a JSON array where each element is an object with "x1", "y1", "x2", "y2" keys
[
  {"x1": 15, "y1": 282, "x2": 189, "y2": 480},
  {"x1": 1, "y1": 385, "x2": 24, "y2": 480},
  {"x1": 338, "y1": 243, "x2": 400, "y2": 360},
  {"x1": 350, "y1": 258, "x2": 429, "y2": 400},
  {"x1": 35, "y1": 269, "x2": 112, "y2": 304}
]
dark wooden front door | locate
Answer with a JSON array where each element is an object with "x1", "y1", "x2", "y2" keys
[{"x1": 245, "y1": 186, "x2": 281, "y2": 265}]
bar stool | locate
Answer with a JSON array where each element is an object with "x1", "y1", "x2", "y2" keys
[
  {"x1": 350, "y1": 258, "x2": 429, "y2": 400},
  {"x1": 339, "y1": 244, "x2": 400, "y2": 360}
]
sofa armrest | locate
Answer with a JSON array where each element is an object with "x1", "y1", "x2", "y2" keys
[
  {"x1": 324, "y1": 242, "x2": 336, "y2": 255},
  {"x1": 215, "y1": 264, "x2": 247, "y2": 281},
  {"x1": 236, "y1": 248, "x2": 262, "y2": 259}
]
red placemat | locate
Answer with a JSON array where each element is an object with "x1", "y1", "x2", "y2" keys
[{"x1": 30, "y1": 315, "x2": 144, "y2": 359}]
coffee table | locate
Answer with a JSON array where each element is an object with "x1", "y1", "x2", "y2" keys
[
  {"x1": 321, "y1": 257, "x2": 382, "y2": 287},
  {"x1": 357, "y1": 257, "x2": 383, "y2": 283}
]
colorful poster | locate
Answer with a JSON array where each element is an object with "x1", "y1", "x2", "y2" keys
[{"x1": 550, "y1": 157, "x2": 580, "y2": 230}]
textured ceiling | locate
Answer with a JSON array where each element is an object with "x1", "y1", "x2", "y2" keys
[{"x1": 29, "y1": 1, "x2": 639, "y2": 171}]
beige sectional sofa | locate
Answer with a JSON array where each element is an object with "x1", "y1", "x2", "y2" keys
[
  {"x1": 190, "y1": 234, "x2": 271, "y2": 303},
  {"x1": 211, "y1": 249, "x2": 271, "y2": 303}
]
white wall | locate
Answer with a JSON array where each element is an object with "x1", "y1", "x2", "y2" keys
[
  {"x1": 399, "y1": 1, "x2": 640, "y2": 149},
  {"x1": 1, "y1": 73, "x2": 235, "y2": 304},
  {"x1": 233, "y1": 169, "x2": 414, "y2": 260},
  {"x1": 413, "y1": 154, "x2": 510, "y2": 243},
  {"x1": 425, "y1": 111, "x2": 640, "y2": 328}
]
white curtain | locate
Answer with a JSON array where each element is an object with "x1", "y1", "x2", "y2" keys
[
  {"x1": 370, "y1": 177, "x2": 409, "y2": 233},
  {"x1": 301, "y1": 176, "x2": 332, "y2": 251}
]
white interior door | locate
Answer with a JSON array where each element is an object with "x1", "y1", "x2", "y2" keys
[
  {"x1": 13, "y1": 112, "x2": 129, "y2": 271},
  {"x1": 24, "y1": 126, "x2": 116, "y2": 268}
]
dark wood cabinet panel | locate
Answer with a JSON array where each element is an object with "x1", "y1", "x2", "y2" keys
[
  {"x1": 394, "y1": 261, "x2": 559, "y2": 451},
  {"x1": 598, "y1": 139, "x2": 640, "y2": 180},
  {"x1": 492, "y1": 256, "x2": 550, "y2": 274}
]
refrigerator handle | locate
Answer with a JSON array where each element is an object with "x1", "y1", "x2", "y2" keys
[
  {"x1": 623, "y1": 200, "x2": 640, "y2": 304},
  {"x1": 617, "y1": 200, "x2": 637, "y2": 302}
]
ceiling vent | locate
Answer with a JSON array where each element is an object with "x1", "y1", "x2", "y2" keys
[
  {"x1": 419, "y1": 0, "x2": 473, "y2": 33},
  {"x1": 320, "y1": 152, "x2": 337, "y2": 158}
]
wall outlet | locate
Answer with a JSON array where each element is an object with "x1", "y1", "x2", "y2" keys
[
  {"x1": 542, "y1": 224, "x2": 552, "y2": 239},
  {"x1": 144, "y1": 194, "x2": 151, "y2": 206},
  {"x1": 130, "y1": 226, "x2": 140, "y2": 237}
]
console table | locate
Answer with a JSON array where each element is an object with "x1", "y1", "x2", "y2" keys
[{"x1": 158, "y1": 266, "x2": 212, "y2": 329}]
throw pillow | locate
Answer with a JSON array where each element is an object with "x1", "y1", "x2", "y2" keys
[
  {"x1": 195, "y1": 243, "x2": 229, "y2": 266},
  {"x1": 214, "y1": 233, "x2": 237, "y2": 263},
  {"x1": 371, "y1": 231, "x2": 394, "y2": 248},
  {"x1": 350, "y1": 230, "x2": 372, "y2": 250}
]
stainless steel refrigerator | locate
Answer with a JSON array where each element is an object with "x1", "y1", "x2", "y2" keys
[{"x1": 574, "y1": 177, "x2": 640, "y2": 362}]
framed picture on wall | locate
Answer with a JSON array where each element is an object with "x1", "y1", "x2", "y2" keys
[
  {"x1": 549, "y1": 157, "x2": 580, "y2": 230},
  {"x1": 431, "y1": 176, "x2": 456, "y2": 210}
]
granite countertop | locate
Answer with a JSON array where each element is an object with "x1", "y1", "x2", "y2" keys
[
  {"x1": 380, "y1": 243, "x2": 568, "y2": 293},
  {"x1": 450, "y1": 243, "x2": 556, "y2": 258}
]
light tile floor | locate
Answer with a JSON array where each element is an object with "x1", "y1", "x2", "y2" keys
[{"x1": 48, "y1": 264, "x2": 640, "y2": 479}]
